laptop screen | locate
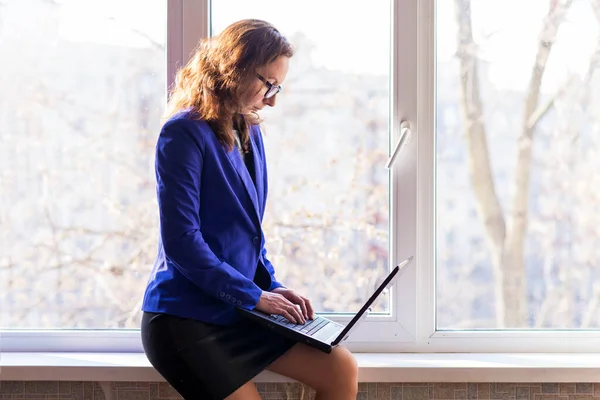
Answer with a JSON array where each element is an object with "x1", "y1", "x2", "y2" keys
[{"x1": 331, "y1": 256, "x2": 413, "y2": 345}]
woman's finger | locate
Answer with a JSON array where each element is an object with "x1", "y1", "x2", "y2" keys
[
  {"x1": 303, "y1": 297, "x2": 315, "y2": 319},
  {"x1": 277, "y1": 296, "x2": 300, "y2": 323},
  {"x1": 287, "y1": 304, "x2": 305, "y2": 324},
  {"x1": 295, "y1": 297, "x2": 308, "y2": 319},
  {"x1": 277, "y1": 295, "x2": 294, "y2": 308},
  {"x1": 280, "y1": 310, "x2": 297, "y2": 324},
  {"x1": 277, "y1": 305, "x2": 297, "y2": 324}
]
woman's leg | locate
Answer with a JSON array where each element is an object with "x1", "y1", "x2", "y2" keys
[
  {"x1": 224, "y1": 381, "x2": 262, "y2": 400},
  {"x1": 267, "y1": 344, "x2": 359, "y2": 400}
]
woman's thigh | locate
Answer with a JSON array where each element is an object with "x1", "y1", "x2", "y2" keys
[{"x1": 266, "y1": 343, "x2": 358, "y2": 392}]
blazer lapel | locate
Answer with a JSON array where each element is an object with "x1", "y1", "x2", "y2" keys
[
  {"x1": 249, "y1": 134, "x2": 264, "y2": 216},
  {"x1": 226, "y1": 146, "x2": 261, "y2": 222}
]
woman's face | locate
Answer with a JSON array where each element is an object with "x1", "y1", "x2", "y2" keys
[{"x1": 242, "y1": 55, "x2": 290, "y2": 114}]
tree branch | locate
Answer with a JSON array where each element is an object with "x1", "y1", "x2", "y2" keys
[
  {"x1": 501, "y1": 0, "x2": 572, "y2": 327},
  {"x1": 454, "y1": 0, "x2": 506, "y2": 252},
  {"x1": 526, "y1": 78, "x2": 572, "y2": 130},
  {"x1": 505, "y1": 0, "x2": 572, "y2": 251}
]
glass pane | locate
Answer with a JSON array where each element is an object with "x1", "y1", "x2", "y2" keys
[
  {"x1": 436, "y1": 0, "x2": 600, "y2": 329},
  {"x1": 0, "y1": 0, "x2": 166, "y2": 329},
  {"x1": 211, "y1": 0, "x2": 391, "y2": 314}
]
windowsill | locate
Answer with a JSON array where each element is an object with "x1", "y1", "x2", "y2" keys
[{"x1": 2, "y1": 352, "x2": 600, "y2": 382}]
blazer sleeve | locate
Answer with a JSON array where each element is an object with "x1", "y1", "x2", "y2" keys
[{"x1": 156, "y1": 122, "x2": 263, "y2": 309}]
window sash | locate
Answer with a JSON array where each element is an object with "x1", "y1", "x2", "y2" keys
[
  {"x1": 407, "y1": 0, "x2": 600, "y2": 353},
  {"x1": 5, "y1": 0, "x2": 600, "y2": 354}
]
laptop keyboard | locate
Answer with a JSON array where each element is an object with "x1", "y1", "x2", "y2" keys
[{"x1": 268, "y1": 314, "x2": 330, "y2": 336}]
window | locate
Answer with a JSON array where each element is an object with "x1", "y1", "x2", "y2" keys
[
  {"x1": 420, "y1": 0, "x2": 600, "y2": 352},
  {"x1": 436, "y1": 0, "x2": 600, "y2": 331},
  {"x1": 5, "y1": 0, "x2": 600, "y2": 353},
  {"x1": 0, "y1": 0, "x2": 166, "y2": 332}
]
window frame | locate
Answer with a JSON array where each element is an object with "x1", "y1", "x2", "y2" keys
[
  {"x1": 5, "y1": 0, "x2": 600, "y2": 354},
  {"x1": 403, "y1": 0, "x2": 600, "y2": 354}
]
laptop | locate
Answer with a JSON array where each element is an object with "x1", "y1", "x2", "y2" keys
[{"x1": 237, "y1": 256, "x2": 413, "y2": 353}]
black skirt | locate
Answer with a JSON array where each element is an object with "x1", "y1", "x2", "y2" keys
[{"x1": 141, "y1": 311, "x2": 296, "y2": 400}]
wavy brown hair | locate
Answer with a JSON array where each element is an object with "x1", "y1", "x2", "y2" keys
[{"x1": 163, "y1": 19, "x2": 294, "y2": 152}]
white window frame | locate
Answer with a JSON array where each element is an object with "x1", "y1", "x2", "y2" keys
[
  {"x1": 4, "y1": 0, "x2": 600, "y2": 354},
  {"x1": 392, "y1": 0, "x2": 600, "y2": 354}
]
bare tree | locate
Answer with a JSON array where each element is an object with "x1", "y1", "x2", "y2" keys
[{"x1": 454, "y1": 0, "x2": 572, "y2": 327}]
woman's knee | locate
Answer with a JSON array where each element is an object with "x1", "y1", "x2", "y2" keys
[
  {"x1": 319, "y1": 347, "x2": 359, "y2": 392},
  {"x1": 268, "y1": 343, "x2": 358, "y2": 395},
  {"x1": 337, "y1": 347, "x2": 359, "y2": 378}
]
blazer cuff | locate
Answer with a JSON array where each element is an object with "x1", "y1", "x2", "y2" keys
[{"x1": 227, "y1": 283, "x2": 262, "y2": 310}]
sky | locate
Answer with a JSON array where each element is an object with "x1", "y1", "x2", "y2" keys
[
  {"x1": 55, "y1": 0, "x2": 166, "y2": 48},
  {"x1": 51, "y1": 0, "x2": 600, "y2": 91}
]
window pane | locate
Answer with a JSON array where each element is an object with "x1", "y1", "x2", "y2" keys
[
  {"x1": 0, "y1": 0, "x2": 166, "y2": 329},
  {"x1": 436, "y1": 0, "x2": 600, "y2": 329},
  {"x1": 211, "y1": 0, "x2": 391, "y2": 314}
]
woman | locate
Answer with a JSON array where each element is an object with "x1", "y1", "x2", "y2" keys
[{"x1": 140, "y1": 19, "x2": 358, "y2": 400}]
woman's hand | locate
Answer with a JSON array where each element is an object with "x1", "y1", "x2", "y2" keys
[
  {"x1": 271, "y1": 287, "x2": 315, "y2": 321},
  {"x1": 255, "y1": 291, "x2": 306, "y2": 324}
]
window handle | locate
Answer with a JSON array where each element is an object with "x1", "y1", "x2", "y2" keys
[{"x1": 386, "y1": 119, "x2": 411, "y2": 169}]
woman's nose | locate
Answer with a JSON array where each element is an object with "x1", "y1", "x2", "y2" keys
[{"x1": 264, "y1": 95, "x2": 277, "y2": 107}]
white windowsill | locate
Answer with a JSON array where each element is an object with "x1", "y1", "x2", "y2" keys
[{"x1": 2, "y1": 352, "x2": 600, "y2": 383}]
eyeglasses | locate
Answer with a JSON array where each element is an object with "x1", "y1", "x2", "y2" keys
[{"x1": 256, "y1": 73, "x2": 282, "y2": 99}]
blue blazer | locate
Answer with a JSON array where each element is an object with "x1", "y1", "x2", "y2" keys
[{"x1": 141, "y1": 110, "x2": 284, "y2": 325}]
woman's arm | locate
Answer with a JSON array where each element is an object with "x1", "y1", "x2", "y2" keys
[{"x1": 156, "y1": 122, "x2": 262, "y2": 309}]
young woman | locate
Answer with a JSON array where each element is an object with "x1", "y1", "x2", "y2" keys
[{"x1": 140, "y1": 19, "x2": 358, "y2": 400}]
